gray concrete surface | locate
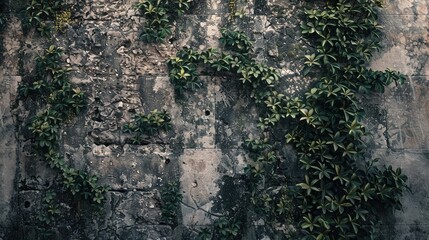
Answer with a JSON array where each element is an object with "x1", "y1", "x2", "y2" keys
[
  {"x1": 370, "y1": 0, "x2": 429, "y2": 239},
  {"x1": 0, "y1": 0, "x2": 428, "y2": 239}
]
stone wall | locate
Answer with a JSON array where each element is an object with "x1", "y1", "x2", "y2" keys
[
  {"x1": 370, "y1": 0, "x2": 429, "y2": 239},
  {"x1": 0, "y1": 0, "x2": 428, "y2": 239}
]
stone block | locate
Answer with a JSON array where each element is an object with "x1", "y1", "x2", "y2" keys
[
  {"x1": 382, "y1": 0, "x2": 429, "y2": 15},
  {"x1": 189, "y1": 0, "x2": 228, "y2": 15},
  {"x1": 177, "y1": 77, "x2": 216, "y2": 149},
  {"x1": 384, "y1": 77, "x2": 429, "y2": 150},
  {"x1": 139, "y1": 76, "x2": 173, "y2": 111},
  {"x1": 180, "y1": 149, "x2": 222, "y2": 225},
  {"x1": 112, "y1": 191, "x2": 163, "y2": 226},
  {"x1": 86, "y1": 144, "x2": 170, "y2": 191},
  {"x1": 371, "y1": 14, "x2": 428, "y2": 76},
  {"x1": 215, "y1": 78, "x2": 259, "y2": 149},
  {"x1": 17, "y1": 190, "x2": 43, "y2": 225}
]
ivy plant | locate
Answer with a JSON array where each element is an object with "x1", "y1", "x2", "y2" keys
[
  {"x1": 134, "y1": 0, "x2": 194, "y2": 43},
  {"x1": 18, "y1": 45, "x2": 109, "y2": 227},
  {"x1": 160, "y1": 181, "x2": 183, "y2": 226},
  {"x1": 292, "y1": 0, "x2": 408, "y2": 239},
  {"x1": 167, "y1": 1, "x2": 408, "y2": 236},
  {"x1": 123, "y1": 109, "x2": 172, "y2": 144},
  {"x1": 167, "y1": 29, "x2": 293, "y2": 238}
]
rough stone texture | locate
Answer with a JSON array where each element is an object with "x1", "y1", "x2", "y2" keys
[{"x1": 0, "y1": 0, "x2": 428, "y2": 239}]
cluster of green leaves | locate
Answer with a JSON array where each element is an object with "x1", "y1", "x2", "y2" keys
[
  {"x1": 20, "y1": 46, "x2": 85, "y2": 150},
  {"x1": 290, "y1": 0, "x2": 408, "y2": 239},
  {"x1": 134, "y1": 0, "x2": 193, "y2": 43},
  {"x1": 227, "y1": 0, "x2": 237, "y2": 21},
  {"x1": 0, "y1": 14, "x2": 6, "y2": 32},
  {"x1": 36, "y1": 190, "x2": 62, "y2": 237},
  {"x1": 226, "y1": 0, "x2": 246, "y2": 20},
  {"x1": 167, "y1": 49, "x2": 201, "y2": 97},
  {"x1": 160, "y1": 181, "x2": 183, "y2": 226},
  {"x1": 219, "y1": 28, "x2": 252, "y2": 54},
  {"x1": 168, "y1": 28, "x2": 279, "y2": 102},
  {"x1": 60, "y1": 166, "x2": 109, "y2": 209},
  {"x1": 243, "y1": 139, "x2": 294, "y2": 224},
  {"x1": 18, "y1": 46, "x2": 109, "y2": 216},
  {"x1": 26, "y1": 0, "x2": 67, "y2": 36},
  {"x1": 196, "y1": 217, "x2": 241, "y2": 240},
  {"x1": 301, "y1": 0, "x2": 405, "y2": 92},
  {"x1": 286, "y1": 80, "x2": 407, "y2": 239},
  {"x1": 168, "y1": 29, "x2": 295, "y2": 237},
  {"x1": 0, "y1": 0, "x2": 7, "y2": 29},
  {"x1": 54, "y1": 9, "x2": 72, "y2": 33},
  {"x1": 38, "y1": 191, "x2": 61, "y2": 226},
  {"x1": 44, "y1": 149, "x2": 108, "y2": 210},
  {"x1": 213, "y1": 217, "x2": 241, "y2": 239},
  {"x1": 123, "y1": 109, "x2": 172, "y2": 144},
  {"x1": 168, "y1": 2, "x2": 408, "y2": 236}
]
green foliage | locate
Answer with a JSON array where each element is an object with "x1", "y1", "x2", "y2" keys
[
  {"x1": 300, "y1": 0, "x2": 406, "y2": 93},
  {"x1": 160, "y1": 181, "x2": 183, "y2": 226},
  {"x1": 134, "y1": 0, "x2": 193, "y2": 43},
  {"x1": 167, "y1": 2, "x2": 408, "y2": 236},
  {"x1": 168, "y1": 29, "x2": 293, "y2": 236},
  {"x1": 167, "y1": 49, "x2": 201, "y2": 97},
  {"x1": 195, "y1": 217, "x2": 242, "y2": 240},
  {"x1": 18, "y1": 46, "x2": 85, "y2": 118},
  {"x1": 28, "y1": 109, "x2": 61, "y2": 151},
  {"x1": 213, "y1": 217, "x2": 241, "y2": 240},
  {"x1": 197, "y1": 227, "x2": 212, "y2": 240},
  {"x1": 219, "y1": 28, "x2": 253, "y2": 54},
  {"x1": 228, "y1": 0, "x2": 236, "y2": 20},
  {"x1": 61, "y1": 167, "x2": 109, "y2": 209},
  {"x1": 287, "y1": 78, "x2": 408, "y2": 238},
  {"x1": 123, "y1": 109, "x2": 172, "y2": 143},
  {"x1": 19, "y1": 45, "x2": 108, "y2": 220},
  {"x1": 26, "y1": 0, "x2": 66, "y2": 36},
  {"x1": 38, "y1": 191, "x2": 61, "y2": 226},
  {"x1": 243, "y1": 138, "x2": 295, "y2": 227},
  {"x1": 167, "y1": 29, "x2": 279, "y2": 102},
  {"x1": 0, "y1": 13, "x2": 6, "y2": 31},
  {"x1": 227, "y1": 0, "x2": 246, "y2": 20},
  {"x1": 289, "y1": 0, "x2": 409, "y2": 239}
]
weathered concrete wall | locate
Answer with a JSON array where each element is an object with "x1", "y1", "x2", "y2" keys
[
  {"x1": 0, "y1": 0, "x2": 428, "y2": 239},
  {"x1": 370, "y1": 0, "x2": 429, "y2": 239},
  {"x1": 0, "y1": 10, "x2": 22, "y2": 238}
]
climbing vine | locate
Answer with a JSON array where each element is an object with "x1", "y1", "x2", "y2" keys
[
  {"x1": 160, "y1": 181, "x2": 183, "y2": 227},
  {"x1": 293, "y1": 1, "x2": 407, "y2": 239},
  {"x1": 167, "y1": 0, "x2": 408, "y2": 238},
  {"x1": 11, "y1": 0, "x2": 409, "y2": 238},
  {"x1": 134, "y1": 0, "x2": 194, "y2": 43},
  {"x1": 167, "y1": 28, "x2": 291, "y2": 239},
  {"x1": 18, "y1": 45, "x2": 109, "y2": 233},
  {"x1": 19, "y1": 1, "x2": 110, "y2": 233}
]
